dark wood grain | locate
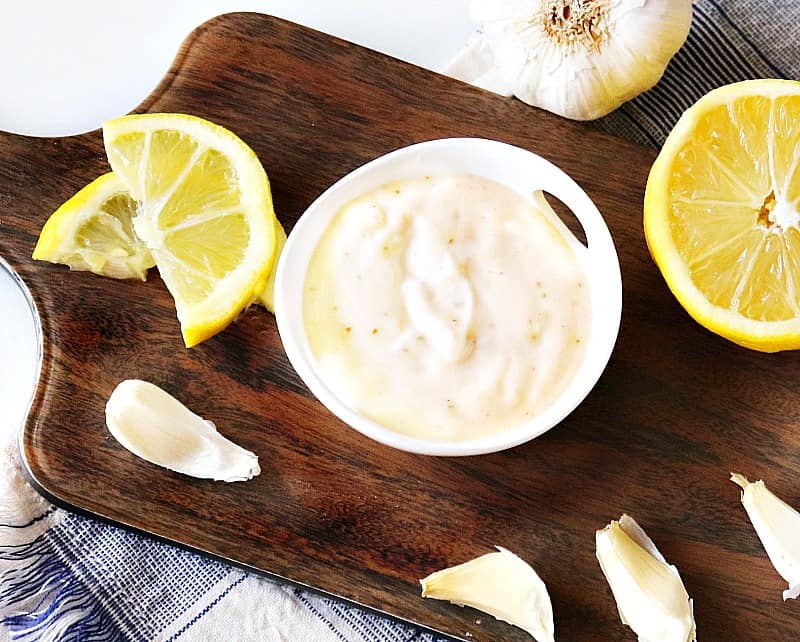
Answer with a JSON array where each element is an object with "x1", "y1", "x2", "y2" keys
[{"x1": 3, "y1": 12, "x2": 799, "y2": 641}]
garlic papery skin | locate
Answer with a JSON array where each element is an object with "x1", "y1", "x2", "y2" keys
[
  {"x1": 420, "y1": 547, "x2": 554, "y2": 642},
  {"x1": 596, "y1": 515, "x2": 696, "y2": 642},
  {"x1": 447, "y1": 0, "x2": 692, "y2": 120},
  {"x1": 105, "y1": 379, "x2": 260, "y2": 482},
  {"x1": 731, "y1": 473, "x2": 800, "y2": 600}
]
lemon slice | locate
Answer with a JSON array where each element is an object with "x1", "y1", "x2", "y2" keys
[
  {"x1": 103, "y1": 113, "x2": 277, "y2": 347},
  {"x1": 32, "y1": 172, "x2": 154, "y2": 280},
  {"x1": 644, "y1": 80, "x2": 800, "y2": 352}
]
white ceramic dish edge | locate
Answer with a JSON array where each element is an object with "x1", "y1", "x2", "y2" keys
[{"x1": 274, "y1": 138, "x2": 622, "y2": 456}]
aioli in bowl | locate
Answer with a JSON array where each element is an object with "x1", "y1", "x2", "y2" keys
[
  {"x1": 303, "y1": 173, "x2": 590, "y2": 442},
  {"x1": 275, "y1": 138, "x2": 621, "y2": 456}
]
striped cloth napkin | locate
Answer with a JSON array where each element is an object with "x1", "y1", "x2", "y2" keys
[{"x1": 1, "y1": 2, "x2": 798, "y2": 640}]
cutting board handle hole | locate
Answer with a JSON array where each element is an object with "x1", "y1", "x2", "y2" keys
[{"x1": 542, "y1": 191, "x2": 588, "y2": 248}]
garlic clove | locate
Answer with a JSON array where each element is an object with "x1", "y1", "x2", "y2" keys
[
  {"x1": 731, "y1": 473, "x2": 800, "y2": 600},
  {"x1": 596, "y1": 515, "x2": 696, "y2": 642},
  {"x1": 420, "y1": 547, "x2": 554, "y2": 642},
  {"x1": 105, "y1": 379, "x2": 260, "y2": 482},
  {"x1": 453, "y1": 0, "x2": 693, "y2": 121}
]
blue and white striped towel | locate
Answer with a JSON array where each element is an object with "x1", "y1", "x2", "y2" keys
[{"x1": 2, "y1": 2, "x2": 799, "y2": 640}]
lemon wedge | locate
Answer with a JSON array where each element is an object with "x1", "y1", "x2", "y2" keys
[
  {"x1": 102, "y1": 113, "x2": 277, "y2": 347},
  {"x1": 645, "y1": 80, "x2": 800, "y2": 352},
  {"x1": 32, "y1": 172, "x2": 154, "y2": 280},
  {"x1": 256, "y1": 217, "x2": 286, "y2": 313}
]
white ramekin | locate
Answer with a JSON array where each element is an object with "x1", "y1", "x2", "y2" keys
[{"x1": 274, "y1": 138, "x2": 621, "y2": 456}]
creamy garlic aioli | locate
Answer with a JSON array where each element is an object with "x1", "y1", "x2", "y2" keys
[{"x1": 303, "y1": 174, "x2": 590, "y2": 442}]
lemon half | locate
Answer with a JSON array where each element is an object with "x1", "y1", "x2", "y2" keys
[
  {"x1": 644, "y1": 80, "x2": 800, "y2": 352},
  {"x1": 103, "y1": 113, "x2": 277, "y2": 347}
]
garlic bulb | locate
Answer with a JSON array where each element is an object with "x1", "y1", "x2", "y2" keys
[
  {"x1": 731, "y1": 473, "x2": 800, "y2": 600},
  {"x1": 446, "y1": 0, "x2": 693, "y2": 120},
  {"x1": 420, "y1": 547, "x2": 554, "y2": 642},
  {"x1": 105, "y1": 379, "x2": 260, "y2": 482},
  {"x1": 596, "y1": 515, "x2": 696, "y2": 642}
]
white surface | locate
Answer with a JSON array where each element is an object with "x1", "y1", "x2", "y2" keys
[
  {"x1": 275, "y1": 138, "x2": 621, "y2": 456},
  {"x1": 0, "y1": 1, "x2": 473, "y2": 137},
  {"x1": 0, "y1": 1, "x2": 473, "y2": 434},
  {"x1": 0, "y1": 262, "x2": 41, "y2": 438}
]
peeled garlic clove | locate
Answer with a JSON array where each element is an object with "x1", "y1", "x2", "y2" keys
[
  {"x1": 105, "y1": 379, "x2": 260, "y2": 482},
  {"x1": 596, "y1": 515, "x2": 696, "y2": 642},
  {"x1": 420, "y1": 547, "x2": 554, "y2": 642},
  {"x1": 452, "y1": 0, "x2": 693, "y2": 121},
  {"x1": 731, "y1": 473, "x2": 800, "y2": 600}
]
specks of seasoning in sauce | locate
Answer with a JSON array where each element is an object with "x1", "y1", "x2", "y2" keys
[{"x1": 303, "y1": 174, "x2": 590, "y2": 441}]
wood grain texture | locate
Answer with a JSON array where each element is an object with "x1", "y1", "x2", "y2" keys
[{"x1": 3, "y1": 12, "x2": 800, "y2": 641}]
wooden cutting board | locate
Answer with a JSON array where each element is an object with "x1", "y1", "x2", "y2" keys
[{"x1": 3, "y1": 12, "x2": 800, "y2": 641}]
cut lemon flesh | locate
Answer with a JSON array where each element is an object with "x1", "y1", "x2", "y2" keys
[
  {"x1": 103, "y1": 114, "x2": 277, "y2": 347},
  {"x1": 32, "y1": 172, "x2": 154, "y2": 280},
  {"x1": 644, "y1": 80, "x2": 800, "y2": 352}
]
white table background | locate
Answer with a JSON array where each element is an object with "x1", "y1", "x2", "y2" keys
[{"x1": 0, "y1": 0, "x2": 473, "y2": 437}]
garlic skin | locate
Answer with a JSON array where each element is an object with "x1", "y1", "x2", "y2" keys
[
  {"x1": 596, "y1": 515, "x2": 696, "y2": 642},
  {"x1": 420, "y1": 547, "x2": 554, "y2": 642},
  {"x1": 446, "y1": 0, "x2": 692, "y2": 120},
  {"x1": 731, "y1": 473, "x2": 800, "y2": 600},
  {"x1": 105, "y1": 379, "x2": 260, "y2": 482}
]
